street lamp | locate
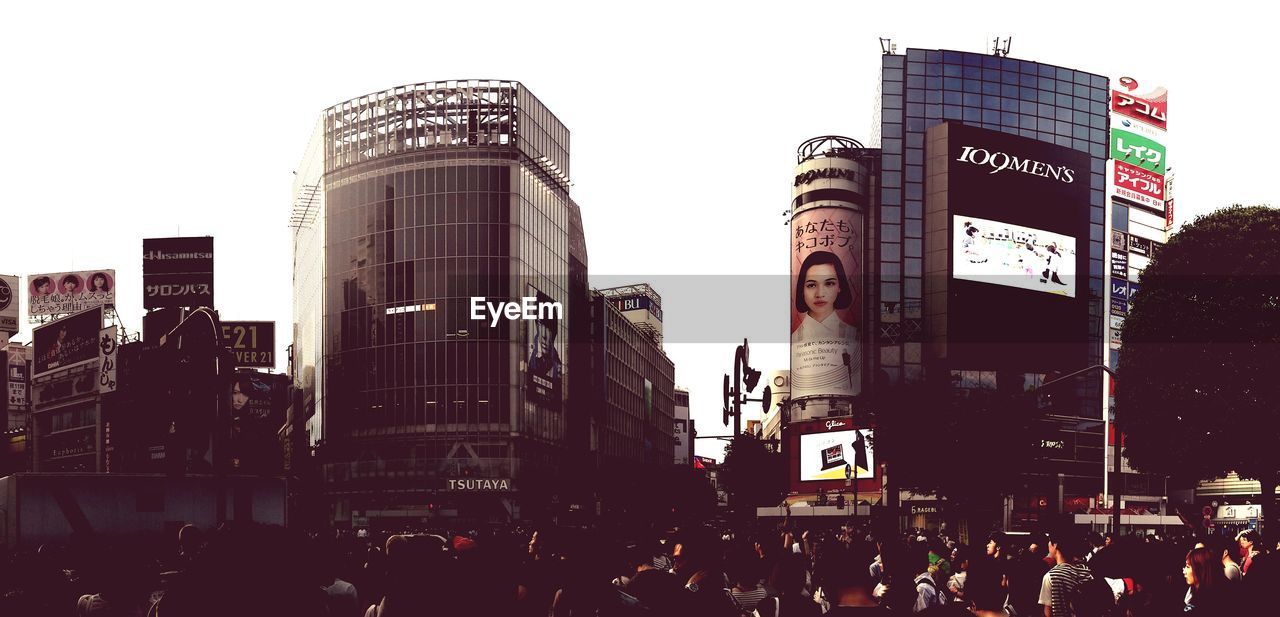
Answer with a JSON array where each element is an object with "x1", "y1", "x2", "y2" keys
[{"x1": 1036, "y1": 364, "x2": 1119, "y2": 533}]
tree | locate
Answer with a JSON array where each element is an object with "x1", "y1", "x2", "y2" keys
[
  {"x1": 1118, "y1": 205, "x2": 1280, "y2": 535},
  {"x1": 720, "y1": 433, "x2": 788, "y2": 517}
]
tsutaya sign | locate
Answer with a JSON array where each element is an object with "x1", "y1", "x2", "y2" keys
[{"x1": 446, "y1": 478, "x2": 513, "y2": 491}]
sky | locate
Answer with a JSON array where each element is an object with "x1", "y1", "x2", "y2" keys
[{"x1": 2, "y1": 1, "x2": 1275, "y2": 461}]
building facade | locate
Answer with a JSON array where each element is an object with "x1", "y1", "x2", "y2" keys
[{"x1": 291, "y1": 80, "x2": 578, "y2": 527}]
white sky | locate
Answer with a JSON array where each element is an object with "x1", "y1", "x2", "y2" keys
[{"x1": 2, "y1": 1, "x2": 1274, "y2": 461}]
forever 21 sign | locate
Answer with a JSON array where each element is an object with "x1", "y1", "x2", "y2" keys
[{"x1": 221, "y1": 321, "x2": 275, "y2": 368}]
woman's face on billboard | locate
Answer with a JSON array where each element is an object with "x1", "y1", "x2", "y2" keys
[{"x1": 803, "y1": 263, "x2": 839, "y2": 321}]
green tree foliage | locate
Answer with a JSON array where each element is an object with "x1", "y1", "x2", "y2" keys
[
  {"x1": 1118, "y1": 205, "x2": 1280, "y2": 533},
  {"x1": 721, "y1": 434, "x2": 788, "y2": 513}
]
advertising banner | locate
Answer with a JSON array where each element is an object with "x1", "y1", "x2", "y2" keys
[
  {"x1": 143, "y1": 237, "x2": 214, "y2": 309},
  {"x1": 1110, "y1": 297, "x2": 1128, "y2": 318},
  {"x1": 6, "y1": 345, "x2": 30, "y2": 411},
  {"x1": 1128, "y1": 235, "x2": 1153, "y2": 257},
  {"x1": 799, "y1": 427, "x2": 874, "y2": 481},
  {"x1": 1111, "y1": 129, "x2": 1166, "y2": 175},
  {"x1": 1166, "y1": 199, "x2": 1175, "y2": 229},
  {"x1": 221, "y1": 321, "x2": 275, "y2": 368},
  {"x1": 232, "y1": 372, "x2": 277, "y2": 423},
  {"x1": 1111, "y1": 82, "x2": 1168, "y2": 130},
  {"x1": 1110, "y1": 249, "x2": 1129, "y2": 281},
  {"x1": 33, "y1": 307, "x2": 102, "y2": 377},
  {"x1": 1112, "y1": 161, "x2": 1165, "y2": 213},
  {"x1": 27, "y1": 270, "x2": 116, "y2": 317},
  {"x1": 0, "y1": 275, "x2": 17, "y2": 334},
  {"x1": 143, "y1": 236, "x2": 214, "y2": 274},
  {"x1": 790, "y1": 207, "x2": 862, "y2": 400},
  {"x1": 1110, "y1": 316, "x2": 1125, "y2": 346},
  {"x1": 953, "y1": 215, "x2": 1077, "y2": 298},
  {"x1": 143, "y1": 272, "x2": 214, "y2": 309},
  {"x1": 98, "y1": 326, "x2": 118, "y2": 394},
  {"x1": 525, "y1": 285, "x2": 563, "y2": 408}
]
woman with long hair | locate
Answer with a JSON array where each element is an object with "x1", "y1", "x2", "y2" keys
[{"x1": 1183, "y1": 546, "x2": 1232, "y2": 613}]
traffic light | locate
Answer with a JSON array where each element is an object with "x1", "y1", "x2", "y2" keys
[
  {"x1": 836, "y1": 493, "x2": 846, "y2": 510},
  {"x1": 817, "y1": 488, "x2": 827, "y2": 506}
]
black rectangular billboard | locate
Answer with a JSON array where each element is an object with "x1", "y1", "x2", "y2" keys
[
  {"x1": 143, "y1": 237, "x2": 214, "y2": 275},
  {"x1": 143, "y1": 273, "x2": 214, "y2": 309},
  {"x1": 925, "y1": 122, "x2": 1091, "y2": 371},
  {"x1": 221, "y1": 321, "x2": 275, "y2": 368},
  {"x1": 33, "y1": 307, "x2": 102, "y2": 377},
  {"x1": 143, "y1": 237, "x2": 214, "y2": 309}
]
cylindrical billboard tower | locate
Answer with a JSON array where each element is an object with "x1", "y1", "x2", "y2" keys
[{"x1": 789, "y1": 137, "x2": 872, "y2": 419}]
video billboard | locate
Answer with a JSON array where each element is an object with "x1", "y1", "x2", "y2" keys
[
  {"x1": 524, "y1": 285, "x2": 562, "y2": 408},
  {"x1": 928, "y1": 122, "x2": 1091, "y2": 370},
  {"x1": 799, "y1": 427, "x2": 874, "y2": 481},
  {"x1": 27, "y1": 270, "x2": 117, "y2": 317},
  {"x1": 953, "y1": 215, "x2": 1077, "y2": 298},
  {"x1": 0, "y1": 275, "x2": 17, "y2": 334},
  {"x1": 33, "y1": 307, "x2": 102, "y2": 377},
  {"x1": 143, "y1": 237, "x2": 214, "y2": 309},
  {"x1": 790, "y1": 206, "x2": 862, "y2": 400}
]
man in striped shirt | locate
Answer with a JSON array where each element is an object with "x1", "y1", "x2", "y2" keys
[{"x1": 1037, "y1": 530, "x2": 1102, "y2": 617}]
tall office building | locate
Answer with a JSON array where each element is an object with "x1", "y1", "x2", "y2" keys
[
  {"x1": 870, "y1": 47, "x2": 1133, "y2": 525},
  {"x1": 290, "y1": 80, "x2": 578, "y2": 527}
]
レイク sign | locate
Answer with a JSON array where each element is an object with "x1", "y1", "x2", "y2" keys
[{"x1": 1111, "y1": 130, "x2": 1166, "y2": 174}]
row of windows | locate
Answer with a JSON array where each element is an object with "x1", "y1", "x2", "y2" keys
[
  {"x1": 901, "y1": 62, "x2": 1104, "y2": 98},
  {"x1": 328, "y1": 257, "x2": 513, "y2": 317},
  {"x1": 328, "y1": 194, "x2": 512, "y2": 244},
  {"x1": 328, "y1": 341, "x2": 514, "y2": 391},
  {"x1": 328, "y1": 225, "x2": 512, "y2": 273},
  {"x1": 329, "y1": 165, "x2": 512, "y2": 209},
  {"x1": 885, "y1": 95, "x2": 1107, "y2": 130},
  {"x1": 892, "y1": 50, "x2": 1107, "y2": 90},
  {"x1": 883, "y1": 121, "x2": 1106, "y2": 160},
  {"x1": 335, "y1": 385, "x2": 514, "y2": 432}
]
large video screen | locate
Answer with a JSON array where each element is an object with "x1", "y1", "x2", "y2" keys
[
  {"x1": 799, "y1": 428, "x2": 874, "y2": 481},
  {"x1": 953, "y1": 215, "x2": 1077, "y2": 298}
]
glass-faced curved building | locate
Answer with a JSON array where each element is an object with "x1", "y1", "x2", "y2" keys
[
  {"x1": 875, "y1": 49, "x2": 1112, "y2": 525},
  {"x1": 291, "y1": 80, "x2": 581, "y2": 526}
]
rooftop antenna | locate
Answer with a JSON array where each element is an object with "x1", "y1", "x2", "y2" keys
[
  {"x1": 993, "y1": 36, "x2": 1012, "y2": 57},
  {"x1": 879, "y1": 37, "x2": 896, "y2": 55}
]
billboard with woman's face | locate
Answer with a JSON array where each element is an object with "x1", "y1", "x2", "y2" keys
[
  {"x1": 27, "y1": 270, "x2": 116, "y2": 316},
  {"x1": 790, "y1": 207, "x2": 862, "y2": 399}
]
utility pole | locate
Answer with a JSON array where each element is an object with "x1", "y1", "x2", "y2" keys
[{"x1": 1036, "y1": 364, "x2": 1119, "y2": 533}]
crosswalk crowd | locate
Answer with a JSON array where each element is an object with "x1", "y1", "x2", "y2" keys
[{"x1": 1, "y1": 520, "x2": 1276, "y2": 616}]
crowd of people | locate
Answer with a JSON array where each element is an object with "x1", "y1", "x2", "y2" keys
[{"x1": 2, "y1": 520, "x2": 1278, "y2": 616}]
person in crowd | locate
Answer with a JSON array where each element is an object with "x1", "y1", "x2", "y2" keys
[
  {"x1": 1183, "y1": 546, "x2": 1233, "y2": 614},
  {"x1": 1006, "y1": 537, "x2": 1047, "y2": 617},
  {"x1": 754, "y1": 553, "x2": 822, "y2": 617},
  {"x1": 811, "y1": 541, "x2": 888, "y2": 615},
  {"x1": 517, "y1": 529, "x2": 563, "y2": 617},
  {"x1": 909, "y1": 543, "x2": 946, "y2": 612},
  {"x1": 728, "y1": 561, "x2": 769, "y2": 615},
  {"x1": 1236, "y1": 529, "x2": 1262, "y2": 575},
  {"x1": 1037, "y1": 529, "x2": 1110, "y2": 617},
  {"x1": 945, "y1": 545, "x2": 971, "y2": 605},
  {"x1": 680, "y1": 568, "x2": 739, "y2": 617}
]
